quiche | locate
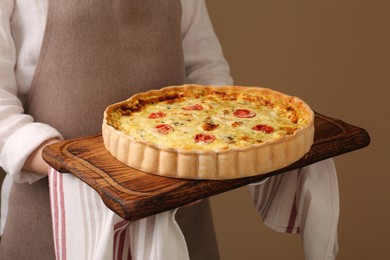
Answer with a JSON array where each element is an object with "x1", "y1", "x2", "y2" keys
[{"x1": 102, "y1": 84, "x2": 314, "y2": 180}]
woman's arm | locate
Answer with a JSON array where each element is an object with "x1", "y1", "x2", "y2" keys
[
  {"x1": 0, "y1": 0, "x2": 62, "y2": 183},
  {"x1": 181, "y1": 0, "x2": 233, "y2": 86}
]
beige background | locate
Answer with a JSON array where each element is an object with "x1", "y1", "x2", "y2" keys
[{"x1": 206, "y1": 0, "x2": 390, "y2": 259}]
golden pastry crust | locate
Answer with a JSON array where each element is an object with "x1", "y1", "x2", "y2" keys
[{"x1": 102, "y1": 84, "x2": 314, "y2": 179}]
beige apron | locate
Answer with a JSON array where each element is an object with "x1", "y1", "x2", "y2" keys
[{"x1": 0, "y1": 0, "x2": 219, "y2": 259}]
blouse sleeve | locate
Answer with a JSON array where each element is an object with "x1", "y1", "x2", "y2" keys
[
  {"x1": 0, "y1": 0, "x2": 62, "y2": 184},
  {"x1": 181, "y1": 0, "x2": 233, "y2": 86}
]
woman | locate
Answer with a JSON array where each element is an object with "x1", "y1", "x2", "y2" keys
[{"x1": 0, "y1": 1, "x2": 339, "y2": 259}]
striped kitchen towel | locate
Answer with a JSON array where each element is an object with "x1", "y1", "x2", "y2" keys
[
  {"x1": 48, "y1": 167, "x2": 189, "y2": 260},
  {"x1": 249, "y1": 159, "x2": 339, "y2": 260}
]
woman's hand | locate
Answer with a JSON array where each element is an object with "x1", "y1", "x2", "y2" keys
[{"x1": 23, "y1": 139, "x2": 61, "y2": 175}]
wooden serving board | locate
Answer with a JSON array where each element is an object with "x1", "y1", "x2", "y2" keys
[{"x1": 43, "y1": 113, "x2": 370, "y2": 221}]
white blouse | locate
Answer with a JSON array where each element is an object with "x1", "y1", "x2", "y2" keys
[{"x1": 0, "y1": 0, "x2": 233, "y2": 183}]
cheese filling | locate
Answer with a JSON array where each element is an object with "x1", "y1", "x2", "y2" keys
[{"x1": 109, "y1": 91, "x2": 310, "y2": 151}]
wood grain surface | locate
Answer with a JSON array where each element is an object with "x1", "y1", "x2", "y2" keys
[{"x1": 42, "y1": 113, "x2": 370, "y2": 221}]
